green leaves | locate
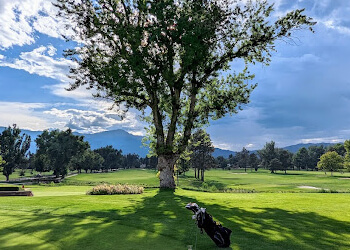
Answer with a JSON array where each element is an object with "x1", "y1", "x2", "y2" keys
[
  {"x1": 0, "y1": 125, "x2": 31, "y2": 181},
  {"x1": 35, "y1": 129, "x2": 90, "y2": 177},
  {"x1": 317, "y1": 151, "x2": 344, "y2": 175},
  {"x1": 56, "y1": 0, "x2": 315, "y2": 159}
]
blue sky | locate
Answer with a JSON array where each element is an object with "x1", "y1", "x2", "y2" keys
[{"x1": 1, "y1": 0, "x2": 350, "y2": 151}]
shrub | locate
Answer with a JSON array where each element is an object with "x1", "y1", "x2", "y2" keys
[{"x1": 87, "y1": 184, "x2": 144, "y2": 195}]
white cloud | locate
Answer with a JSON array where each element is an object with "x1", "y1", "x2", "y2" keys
[
  {"x1": 300, "y1": 137, "x2": 343, "y2": 144},
  {"x1": 0, "y1": 0, "x2": 69, "y2": 49},
  {"x1": 212, "y1": 142, "x2": 232, "y2": 151},
  {"x1": 323, "y1": 20, "x2": 350, "y2": 36},
  {"x1": 0, "y1": 101, "x2": 146, "y2": 136},
  {"x1": 47, "y1": 45, "x2": 57, "y2": 56},
  {"x1": 43, "y1": 82, "x2": 93, "y2": 100},
  {"x1": 0, "y1": 45, "x2": 76, "y2": 81},
  {"x1": 245, "y1": 143, "x2": 255, "y2": 149},
  {"x1": 42, "y1": 101, "x2": 146, "y2": 135},
  {"x1": 0, "y1": 101, "x2": 51, "y2": 131}
]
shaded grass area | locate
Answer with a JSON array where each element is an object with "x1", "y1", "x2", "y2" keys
[
  {"x1": 1, "y1": 188, "x2": 350, "y2": 250},
  {"x1": 0, "y1": 170, "x2": 55, "y2": 182}
]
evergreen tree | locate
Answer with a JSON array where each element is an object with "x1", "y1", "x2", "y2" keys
[
  {"x1": 188, "y1": 129, "x2": 215, "y2": 181},
  {"x1": 293, "y1": 147, "x2": 309, "y2": 170},
  {"x1": 258, "y1": 141, "x2": 277, "y2": 170}
]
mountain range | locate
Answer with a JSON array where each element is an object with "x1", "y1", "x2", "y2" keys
[{"x1": 0, "y1": 127, "x2": 337, "y2": 157}]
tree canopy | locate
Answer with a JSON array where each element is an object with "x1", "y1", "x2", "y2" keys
[
  {"x1": 0, "y1": 125, "x2": 31, "y2": 181},
  {"x1": 56, "y1": 0, "x2": 315, "y2": 188},
  {"x1": 35, "y1": 129, "x2": 90, "y2": 178},
  {"x1": 344, "y1": 140, "x2": 350, "y2": 171},
  {"x1": 317, "y1": 151, "x2": 343, "y2": 176},
  {"x1": 188, "y1": 129, "x2": 215, "y2": 181},
  {"x1": 293, "y1": 147, "x2": 309, "y2": 170},
  {"x1": 0, "y1": 155, "x2": 5, "y2": 173}
]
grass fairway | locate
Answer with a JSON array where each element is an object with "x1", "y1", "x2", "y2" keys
[
  {"x1": 63, "y1": 168, "x2": 350, "y2": 193},
  {"x1": 1, "y1": 187, "x2": 350, "y2": 249},
  {"x1": 64, "y1": 169, "x2": 159, "y2": 187},
  {"x1": 1, "y1": 169, "x2": 350, "y2": 249}
]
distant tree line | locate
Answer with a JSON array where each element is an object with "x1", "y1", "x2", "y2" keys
[
  {"x1": 180, "y1": 132, "x2": 350, "y2": 180},
  {"x1": 0, "y1": 125, "x2": 158, "y2": 181},
  {"x1": 211, "y1": 141, "x2": 350, "y2": 176},
  {"x1": 1, "y1": 125, "x2": 350, "y2": 181}
]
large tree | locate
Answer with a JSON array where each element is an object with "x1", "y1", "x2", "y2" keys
[
  {"x1": 277, "y1": 148, "x2": 293, "y2": 174},
  {"x1": 94, "y1": 146, "x2": 124, "y2": 171},
  {"x1": 0, "y1": 155, "x2": 5, "y2": 174},
  {"x1": 308, "y1": 145, "x2": 325, "y2": 170},
  {"x1": 327, "y1": 143, "x2": 346, "y2": 156},
  {"x1": 188, "y1": 129, "x2": 215, "y2": 181},
  {"x1": 35, "y1": 129, "x2": 90, "y2": 178},
  {"x1": 317, "y1": 151, "x2": 343, "y2": 176},
  {"x1": 0, "y1": 125, "x2": 31, "y2": 181},
  {"x1": 236, "y1": 147, "x2": 250, "y2": 172},
  {"x1": 70, "y1": 149, "x2": 104, "y2": 173},
  {"x1": 56, "y1": 0, "x2": 315, "y2": 188},
  {"x1": 344, "y1": 140, "x2": 350, "y2": 172},
  {"x1": 293, "y1": 147, "x2": 309, "y2": 170},
  {"x1": 258, "y1": 141, "x2": 277, "y2": 170},
  {"x1": 249, "y1": 153, "x2": 260, "y2": 172}
]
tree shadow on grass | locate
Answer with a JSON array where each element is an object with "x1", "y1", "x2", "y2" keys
[
  {"x1": 183, "y1": 179, "x2": 228, "y2": 191},
  {"x1": 273, "y1": 172, "x2": 303, "y2": 176},
  {"x1": 1, "y1": 190, "x2": 349, "y2": 250}
]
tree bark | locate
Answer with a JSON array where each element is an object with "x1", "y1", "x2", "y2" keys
[{"x1": 158, "y1": 155, "x2": 178, "y2": 188}]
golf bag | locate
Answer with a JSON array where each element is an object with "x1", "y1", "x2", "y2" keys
[{"x1": 185, "y1": 202, "x2": 232, "y2": 248}]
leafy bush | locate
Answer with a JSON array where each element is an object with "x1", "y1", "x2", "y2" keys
[{"x1": 87, "y1": 184, "x2": 144, "y2": 195}]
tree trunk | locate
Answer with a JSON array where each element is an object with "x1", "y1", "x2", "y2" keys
[
  {"x1": 54, "y1": 170, "x2": 59, "y2": 178},
  {"x1": 194, "y1": 167, "x2": 197, "y2": 179},
  {"x1": 201, "y1": 169, "x2": 204, "y2": 181},
  {"x1": 158, "y1": 155, "x2": 178, "y2": 188},
  {"x1": 5, "y1": 174, "x2": 9, "y2": 182}
]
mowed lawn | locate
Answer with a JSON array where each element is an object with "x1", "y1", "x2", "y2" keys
[
  {"x1": 63, "y1": 168, "x2": 350, "y2": 193},
  {"x1": 180, "y1": 169, "x2": 350, "y2": 193},
  {"x1": 1, "y1": 169, "x2": 350, "y2": 249}
]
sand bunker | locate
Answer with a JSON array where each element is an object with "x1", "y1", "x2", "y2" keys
[{"x1": 298, "y1": 185, "x2": 321, "y2": 190}]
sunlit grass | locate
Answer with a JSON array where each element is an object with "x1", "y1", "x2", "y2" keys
[
  {"x1": 0, "y1": 188, "x2": 349, "y2": 249},
  {"x1": 63, "y1": 169, "x2": 159, "y2": 187},
  {"x1": 179, "y1": 169, "x2": 350, "y2": 193},
  {"x1": 2, "y1": 168, "x2": 350, "y2": 193}
]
